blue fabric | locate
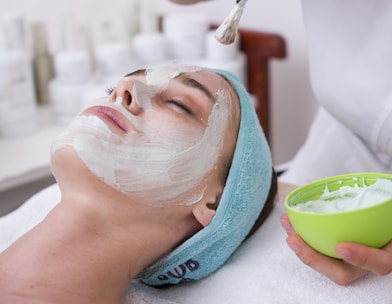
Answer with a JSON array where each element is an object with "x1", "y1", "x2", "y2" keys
[{"x1": 136, "y1": 69, "x2": 273, "y2": 286}]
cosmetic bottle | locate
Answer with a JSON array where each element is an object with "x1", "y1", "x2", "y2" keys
[
  {"x1": 95, "y1": 41, "x2": 133, "y2": 83},
  {"x1": 49, "y1": 49, "x2": 92, "y2": 125},
  {"x1": 31, "y1": 22, "x2": 54, "y2": 105},
  {"x1": 163, "y1": 13, "x2": 208, "y2": 63},
  {"x1": 132, "y1": 0, "x2": 167, "y2": 67},
  {"x1": 0, "y1": 13, "x2": 37, "y2": 138},
  {"x1": 48, "y1": 15, "x2": 93, "y2": 125},
  {"x1": 83, "y1": 6, "x2": 145, "y2": 107}
]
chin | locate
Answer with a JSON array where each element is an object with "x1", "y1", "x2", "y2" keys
[{"x1": 50, "y1": 145, "x2": 92, "y2": 187}]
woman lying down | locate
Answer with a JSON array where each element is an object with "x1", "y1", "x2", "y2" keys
[{"x1": 0, "y1": 64, "x2": 277, "y2": 303}]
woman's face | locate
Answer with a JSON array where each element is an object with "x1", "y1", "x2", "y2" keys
[{"x1": 51, "y1": 65, "x2": 239, "y2": 207}]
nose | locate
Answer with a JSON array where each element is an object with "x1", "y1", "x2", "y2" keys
[{"x1": 110, "y1": 78, "x2": 144, "y2": 115}]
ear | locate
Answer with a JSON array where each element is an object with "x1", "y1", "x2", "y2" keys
[{"x1": 192, "y1": 201, "x2": 218, "y2": 227}]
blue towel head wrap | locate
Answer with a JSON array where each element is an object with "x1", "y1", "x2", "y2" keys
[{"x1": 136, "y1": 68, "x2": 273, "y2": 286}]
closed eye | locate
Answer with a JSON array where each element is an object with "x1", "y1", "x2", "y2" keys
[
  {"x1": 168, "y1": 99, "x2": 194, "y2": 116},
  {"x1": 105, "y1": 87, "x2": 114, "y2": 95}
]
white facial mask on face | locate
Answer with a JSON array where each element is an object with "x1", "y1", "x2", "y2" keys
[{"x1": 51, "y1": 65, "x2": 231, "y2": 207}]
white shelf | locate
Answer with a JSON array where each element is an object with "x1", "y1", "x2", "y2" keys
[{"x1": 0, "y1": 106, "x2": 63, "y2": 192}]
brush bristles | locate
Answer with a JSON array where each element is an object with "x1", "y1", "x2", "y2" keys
[{"x1": 214, "y1": 4, "x2": 244, "y2": 45}]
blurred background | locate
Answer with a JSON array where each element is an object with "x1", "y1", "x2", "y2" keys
[{"x1": 0, "y1": 0, "x2": 318, "y2": 213}]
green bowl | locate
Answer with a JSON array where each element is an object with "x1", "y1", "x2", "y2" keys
[{"x1": 284, "y1": 173, "x2": 392, "y2": 258}]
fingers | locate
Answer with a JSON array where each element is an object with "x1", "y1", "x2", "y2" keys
[
  {"x1": 280, "y1": 214, "x2": 368, "y2": 285},
  {"x1": 281, "y1": 214, "x2": 392, "y2": 284},
  {"x1": 335, "y1": 241, "x2": 392, "y2": 276},
  {"x1": 280, "y1": 214, "x2": 294, "y2": 233}
]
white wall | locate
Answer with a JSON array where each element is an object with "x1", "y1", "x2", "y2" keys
[{"x1": 0, "y1": 0, "x2": 318, "y2": 165}]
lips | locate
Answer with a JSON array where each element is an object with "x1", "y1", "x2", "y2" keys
[{"x1": 84, "y1": 106, "x2": 128, "y2": 132}]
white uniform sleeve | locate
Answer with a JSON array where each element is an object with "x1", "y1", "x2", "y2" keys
[
  {"x1": 279, "y1": 108, "x2": 389, "y2": 186},
  {"x1": 301, "y1": 0, "x2": 392, "y2": 157}
]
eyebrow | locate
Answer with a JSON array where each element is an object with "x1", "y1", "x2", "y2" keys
[
  {"x1": 175, "y1": 73, "x2": 216, "y2": 104},
  {"x1": 123, "y1": 69, "x2": 217, "y2": 104},
  {"x1": 124, "y1": 69, "x2": 146, "y2": 78}
]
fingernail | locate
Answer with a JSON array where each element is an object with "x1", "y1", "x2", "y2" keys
[{"x1": 335, "y1": 247, "x2": 352, "y2": 260}]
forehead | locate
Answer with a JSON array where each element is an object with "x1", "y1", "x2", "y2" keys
[
  {"x1": 125, "y1": 67, "x2": 238, "y2": 105},
  {"x1": 186, "y1": 69, "x2": 233, "y2": 92}
]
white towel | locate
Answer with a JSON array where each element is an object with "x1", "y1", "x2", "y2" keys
[{"x1": 1, "y1": 184, "x2": 392, "y2": 303}]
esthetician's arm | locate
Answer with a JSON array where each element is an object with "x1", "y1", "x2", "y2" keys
[{"x1": 281, "y1": 214, "x2": 392, "y2": 285}]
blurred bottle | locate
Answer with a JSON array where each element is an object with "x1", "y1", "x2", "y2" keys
[
  {"x1": 0, "y1": 13, "x2": 37, "y2": 138},
  {"x1": 49, "y1": 49, "x2": 92, "y2": 125},
  {"x1": 31, "y1": 22, "x2": 54, "y2": 105},
  {"x1": 132, "y1": 0, "x2": 168, "y2": 67},
  {"x1": 163, "y1": 13, "x2": 208, "y2": 63},
  {"x1": 81, "y1": 6, "x2": 140, "y2": 108},
  {"x1": 48, "y1": 15, "x2": 92, "y2": 125}
]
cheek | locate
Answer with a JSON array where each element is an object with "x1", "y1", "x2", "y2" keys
[{"x1": 135, "y1": 113, "x2": 204, "y2": 150}]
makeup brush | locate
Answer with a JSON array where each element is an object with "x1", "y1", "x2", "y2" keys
[{"x1": 214, "y1": 0, "x2": 248, "y2": 45}]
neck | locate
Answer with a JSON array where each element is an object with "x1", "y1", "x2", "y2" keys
[{"x1": 0, "y1": 180, "x2": 200, "y2": 304}]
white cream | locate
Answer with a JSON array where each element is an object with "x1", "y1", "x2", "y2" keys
[
  {"x1": 51, "y1": 65, "x2": 231, "y2": 207},
  {"x1": 293, "y1": 178, "x2": 392, "y2": 213}
]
